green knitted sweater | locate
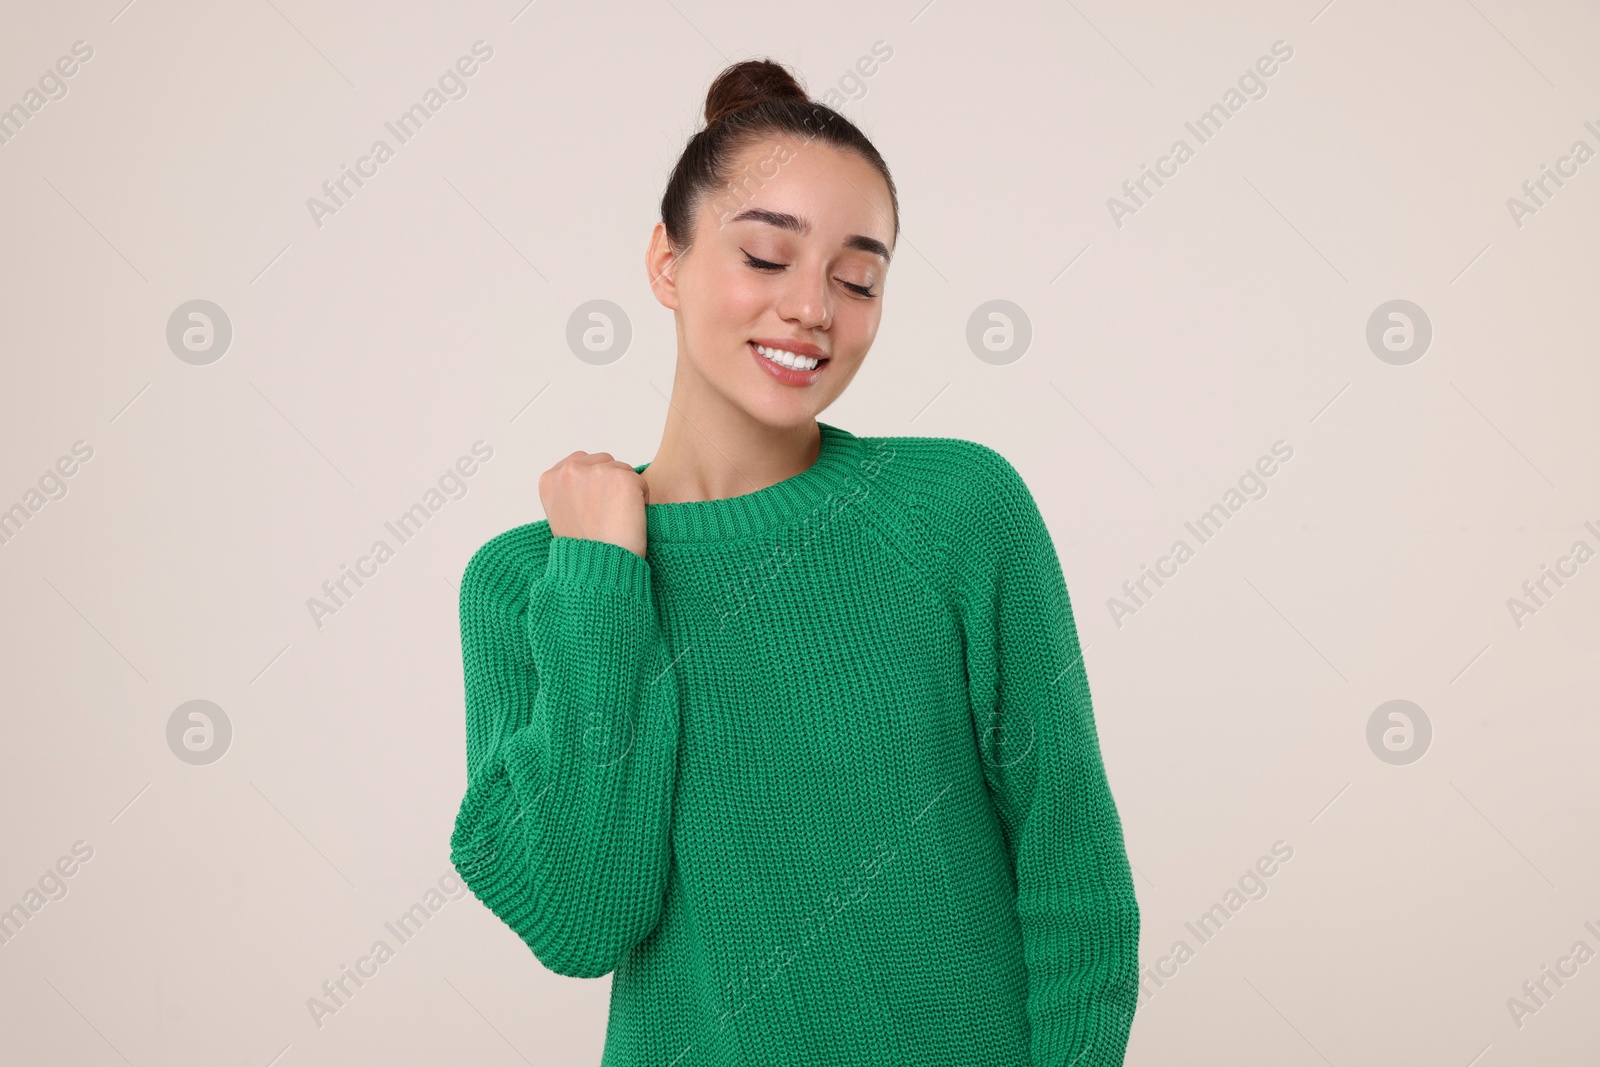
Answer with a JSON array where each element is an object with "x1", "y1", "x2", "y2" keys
[{"x1": 448, "y1": 420, "x2": 1140, "y2": 1065}]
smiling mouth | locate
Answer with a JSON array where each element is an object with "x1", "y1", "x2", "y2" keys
[{"x1": 751, "y1": 342, "x2": 828, "y2": 371}]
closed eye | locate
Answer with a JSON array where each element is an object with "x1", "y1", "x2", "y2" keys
[
  {"x1": 742, "y1": 251, "x2": 784, "y2": 272},
  {"x1": 741, "y1": 250, "x2": 879, "y2": 299}
]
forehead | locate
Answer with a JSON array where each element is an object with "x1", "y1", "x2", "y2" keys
[{"x1": 711, "y1": 136, "x2": 894, "y2": 251}]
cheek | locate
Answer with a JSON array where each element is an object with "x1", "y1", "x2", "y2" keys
[
  {"x1": 836, "y1": 303, "x2": 882, "y2": 357},
  {"x1": 717, "y1": 268, "x2": 768, "y2": 320},
  {"x1": 697, "y1": 287, "x2": 771, "y2": 355},
  {"x1": 691, "y1": 264, "x2": 767, "y2": 338}
]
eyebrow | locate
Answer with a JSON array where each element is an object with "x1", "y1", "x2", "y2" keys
[{"x1": 727, "y1": 207, "x2": 891, "y2": 262}]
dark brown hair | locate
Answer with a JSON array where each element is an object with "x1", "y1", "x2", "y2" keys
[{"x1": 659, "y1": 58, "x2": 899, "y2": 255}]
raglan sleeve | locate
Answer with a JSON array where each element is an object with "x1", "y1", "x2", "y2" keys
[
  {"x1": 952, "y1": 444, "x2": 1141, "y2": 1066},
  {"x1": 448, "y1": 532, "x2": 681, "y2": 979}
]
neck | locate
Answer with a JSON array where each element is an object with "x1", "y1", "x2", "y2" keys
[{"x1": 642, "y1": 381, "x2": 821, "y2": 506}]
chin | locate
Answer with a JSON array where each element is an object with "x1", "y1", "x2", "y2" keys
[
  {"x1": 749, "y1": 402, "x2": 823, "y2": 429},
  {"x1": 738, "y1": 393, "x2": 827, "y2": 430}
]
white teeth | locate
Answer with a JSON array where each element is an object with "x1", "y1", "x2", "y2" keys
[{"x1": 755, "y1": 343, "x2": 821, "y2": 371}]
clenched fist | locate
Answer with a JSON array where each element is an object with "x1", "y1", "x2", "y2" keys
[{"x1": 540, "y1": 451, "x2": 650, "y2": 559}]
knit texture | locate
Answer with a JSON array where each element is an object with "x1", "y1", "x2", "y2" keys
[{"x1": 448, "y1": 420, "x2": 1140, "y2": 1066}]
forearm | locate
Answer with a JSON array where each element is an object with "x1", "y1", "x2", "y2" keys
[
  {"x1": 450, "y1": 535, "x2": 681, "y2": 978},
  {"x1": 1019, "y1": 876, "x2": 1140, "y2": 1066}
]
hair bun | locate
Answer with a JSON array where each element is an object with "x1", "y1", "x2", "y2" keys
[{"x1": 704, "y1": 58, "x2": 808, "y2": 126}]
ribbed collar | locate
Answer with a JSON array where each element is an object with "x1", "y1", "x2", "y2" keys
[{"x1": 633, "y1": 420, "x2": 861, "y2": 543}]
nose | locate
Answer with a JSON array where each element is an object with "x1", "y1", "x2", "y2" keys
[{"x1": 777, "y1": 263, "x2": 830, "y2": 332}]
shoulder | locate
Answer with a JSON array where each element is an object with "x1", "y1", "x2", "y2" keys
[
  {"x1": 459, "y1": 519, "x2": 554, "y2": 614},
  {"x1": 843, "y1": 432, "x2": 1052, "y2": 616},
  {"x1": 851, "y1": 431, "x2": 1036, "y2": 537}
]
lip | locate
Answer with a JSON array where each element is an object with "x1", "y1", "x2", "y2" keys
[
  {"x1": 749, "y1": 340, "x2": 828, "y2": 386},
  {"x1": 750, "y1": 337, "x2": 827, "y2": 359}
]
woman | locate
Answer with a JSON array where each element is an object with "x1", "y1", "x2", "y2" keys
[{"x1": 449, "y1": 58, "x2": 1140, "y2": 1066}]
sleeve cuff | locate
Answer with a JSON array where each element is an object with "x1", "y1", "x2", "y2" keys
[{"x1": 543, "y1": 535, "x2": 653, "y2": 600}]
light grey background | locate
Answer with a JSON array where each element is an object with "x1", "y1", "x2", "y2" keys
[{"x1": 2, "y1": 1, "x2": 1597, "y2": 1064}]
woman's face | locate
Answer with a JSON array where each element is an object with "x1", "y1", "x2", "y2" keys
[{"x1": 647, "y1": 136, "x2": 896, "y2": 429}]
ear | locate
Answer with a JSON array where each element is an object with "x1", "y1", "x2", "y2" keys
[{"x1": 645, "y1": 222, "x2": 681, "y2": 311}]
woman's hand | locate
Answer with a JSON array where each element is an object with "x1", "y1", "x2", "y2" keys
[{"x1": 540, "y1": 451, "x2": 650, "y2": 559}]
